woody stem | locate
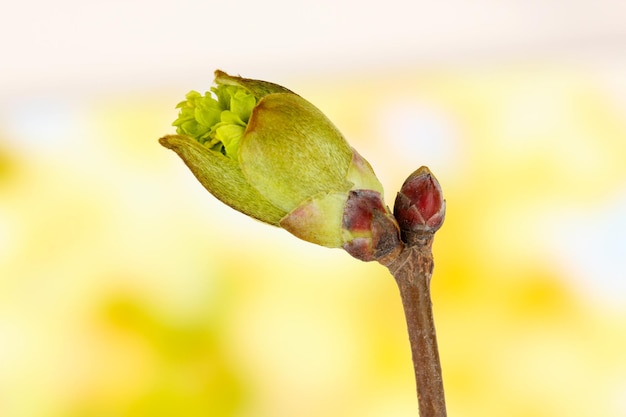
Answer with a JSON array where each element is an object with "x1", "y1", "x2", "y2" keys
[{"x1": 381, "y1": 235, "x2": 447, "y2": 417}]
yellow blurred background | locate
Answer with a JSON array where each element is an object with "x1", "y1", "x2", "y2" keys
[{"x1": 1, "y1": 1, "x2": 626, "y2": 416}]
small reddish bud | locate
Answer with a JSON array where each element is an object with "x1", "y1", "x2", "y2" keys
[
  {"x1": 342, "y1": 190, "x2": 401, "y2": 262},
  {"x1": 394, "y1": 166, "x2": 445, "y2": 242}
]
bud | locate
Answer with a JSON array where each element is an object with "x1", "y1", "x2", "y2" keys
[
  {"x1": 393, "y1": 166, "x2": 445, "y2": 242},
  {"x1": 160, "y1": 70, "x2": 399, "y2": 260},
  {"x1": 342, "y1": 190, "x2": 401, "y2": 261}
]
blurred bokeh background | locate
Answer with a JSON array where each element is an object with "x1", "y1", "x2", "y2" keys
[{"x1": 1, "y1": 1, "x2": 625, "y2": 416}]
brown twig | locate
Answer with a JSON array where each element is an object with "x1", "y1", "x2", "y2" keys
[{"x1": 380, "y1": 235, "x2": 447, "y2": 417}]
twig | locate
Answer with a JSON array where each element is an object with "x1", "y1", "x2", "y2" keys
[{"x1": 381, "y1": 235, "x2": 447, "y2": 417}]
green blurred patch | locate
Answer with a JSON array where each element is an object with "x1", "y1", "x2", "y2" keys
[{"x1": 67, "y1": 293, "x2": 246, "y2": 417}]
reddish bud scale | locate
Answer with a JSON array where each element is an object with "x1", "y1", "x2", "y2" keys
[
  {"x1": 342, "y1": 190, "x2": 401, "y2": 262},
  {"x1": 403, "y1": 179, "x2": 443, "y2": 222},
  {"x1": 343, "y1": 191, "x2": 378, "y2": 232},
  {"x1": 394, "y1": 166, "x2": 445, "y2": 243}
]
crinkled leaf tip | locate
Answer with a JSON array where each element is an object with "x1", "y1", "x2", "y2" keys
[{"x1": 172, "y1": 79, "x2": 256, "y2": 159}]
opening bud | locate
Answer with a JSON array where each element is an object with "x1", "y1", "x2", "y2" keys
[
  {"x1": 161, "y1": 70, "x2": 395, "y2": 259},
  {"x1": 393, "y1": 166, "x2": 445, "y2": 243}
]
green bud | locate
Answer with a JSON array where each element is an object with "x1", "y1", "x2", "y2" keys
[{"x1": 160, "y1": 70, "x2": 398, "y2": 260}]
